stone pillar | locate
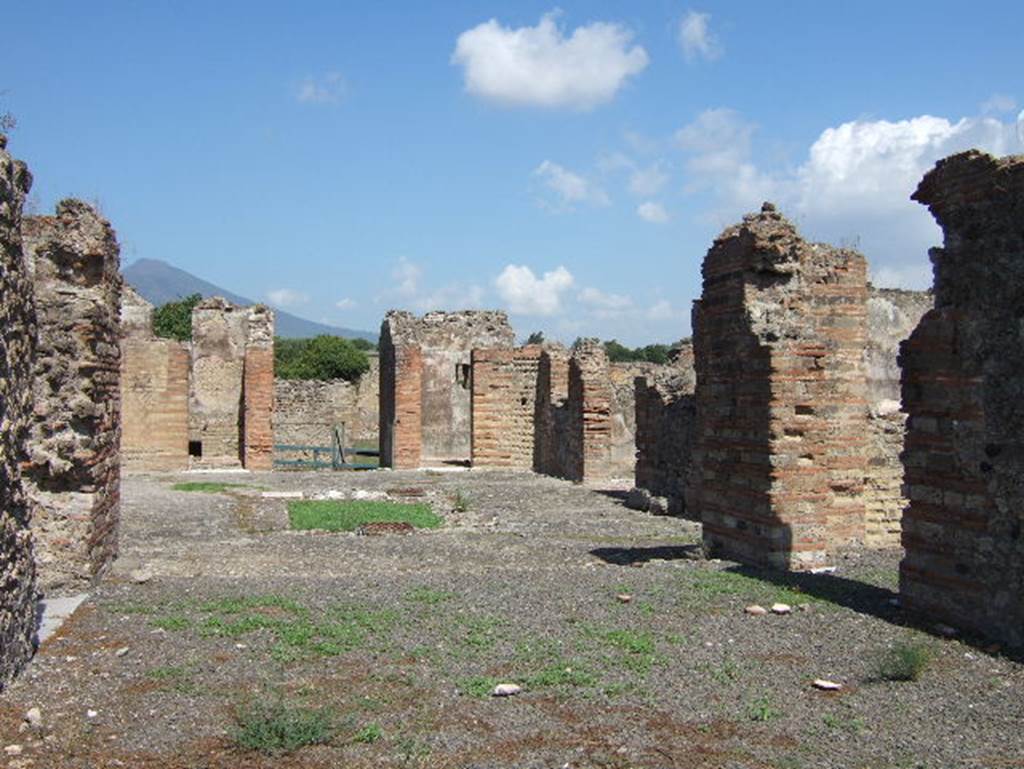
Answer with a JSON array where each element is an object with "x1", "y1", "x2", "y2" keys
[
  {"x1": 243, "y1": 305, "x2": 275, "y2": 470},
  {"x1": 0, "y1": 135, "x2": 39, "y2": 686},
  {"x1": 534, "y1": 346, "x2": 570, "y2": 476},
  {"x1": 470, "y1": 346, "x2": 542, "y2": 469},
  {"x1": 900, "y1": 151, "x2": 1024, "y2": 647},
  {"x1": 23, "y1": 199, "x2": 123, "y2": 593},
  {"x1": 693, "y1": 203, "x2": 868, "y2": 571},
  {"x1": 566, "y1": 340, "x2": 613, "y2": 483}
]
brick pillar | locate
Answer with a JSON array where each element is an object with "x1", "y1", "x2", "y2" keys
[
  {"x1": 900, "y1": 151, "x2": 1024, "y2": 647},
  {"x1": 391, "y1": 345, "x2": 423, "y2": 469},
  {"x1": 567, "y1": 341, "x2": 613, "y2": 483},
  {"x1": 471, "y1": 346, "x2": 542, "y2": 469},
  {"x1": 693, "y1": 203, "x2": 868, "y2": 571},
  {"x1": 243, "y1": 306, "x2": 275, "y2": 470}
]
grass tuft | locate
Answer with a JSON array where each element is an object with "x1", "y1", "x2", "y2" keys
[
  {"x1": 352, "y1": 723, "x2": 382, "y2": 744},
  {"x1": 288, "y1": 500, "x2": 442, "y2": 532},
  {"x1": 875, "y1": 639, "x2": 932, "y2": 682},
  {"x1": 232, "y1": 699, "x2": 333, "y2": 755}
]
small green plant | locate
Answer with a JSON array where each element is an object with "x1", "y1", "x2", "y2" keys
[
  {"x1": 172, "y1": 481, "x2": 247, "y2": 494},
  {"x1": 405, "y1": 586, "x2": 455, "y2": 605},
  {"x1": 822, "y1": 711, "x2": 865, "y2": 734},
  {"x1": 232, "y1": 699, "x2": 333, "y2": 755},
  {"x1": 526, "y1": 663, "x2": 596, "y2": 689},
  {"x1": 458, "y1": 675, "x2": 503, "y2": 698},
  {"x1": 452, "y1": 489, "x2": 470, "y2": 513},
  {"x1": 353, "y1": 723, "x2": 382, "y2": 744},
  {"x1": 150, "y1": 615, "x2": 191, "y2": 631},
  {"x1": 287, "y1": 500, "x2": 442, "y2": 532},
  {"x1": 747, "y1": 695, "x2": 781, "y2": 722},
  {"x1": 875, "y1": 639, "x2": 932, "y2": 682}
]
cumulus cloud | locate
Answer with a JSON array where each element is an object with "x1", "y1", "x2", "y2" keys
[
  {"x1": 391, "y1": 256, "x2": 422, "y2": 298},
  {"x1": 451, "y1": 11, "x2": 649, "y2": 109},
  {"x1": 675, "y1": 108, "x2": 1019, "y2": 288},
  {"x1": 678, "y1": 10, "x2": 722, "y2": 62},
  {"x1": 296, "y1": 72, "x2": 346, "y2": 104},
  {"x1": 981, "y1": 93, "x2": 1017, "y2": 115},
  {"x1": 628, "y1": 163, "x2": 669, "y2": 197},
  {"x1": 335, "y1": 297, "x2": 357, "y2": 310},
  {"x1": 495, "y1": 264, "x2": 574, "y2": 315},
  {"x1": 637, "y1": 201, "x2": 669, "y2": 223},
  {"x1": 414, "y1": 283, "x2": 485, "y2": 313},
  {"x1": 534, "y1": 160, "x2": 610, "y2": 210},
  {"x1": 267, "y1": 288, "x2": 309, "y2": 307},
  {"x1": 578, "y1": 286, "x2": 633, "y2": 318}
]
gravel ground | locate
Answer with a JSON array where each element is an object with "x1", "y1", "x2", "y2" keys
[{"x1": 1, "y1": 468, "x2": 1022, "y2": 769}]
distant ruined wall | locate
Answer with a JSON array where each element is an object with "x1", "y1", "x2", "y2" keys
[
  {"x1": 634, "y1": 343, "x2": 697, "y2": 514},
  {"x1": 273, "y1": 355, "x2": 380, "y2": 452},
  {"x1": 120, "y1": 287, "x2": 190, "y2": 472},
  {"x1": 379, "y1": 311, "x2": 514, "y2": 467},
  {"x1": 693, "y1": 203, "x2": 869, "y2": 571},
  {"x1": 0, "y1": 135, "x2": 39, "y2": 686},
  {"x1": 900, "y1": 151, "x2": 1024, "y2": 647},
  {"x1": 470, "y1": 347, "x2": 542, "y2": 469},
  {"x1": 23, "y1": 199, "x2": 123, "y2": 594}
]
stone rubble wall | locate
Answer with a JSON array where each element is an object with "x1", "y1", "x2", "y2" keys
[
  {"x1": 379, "y1": 310, "x2": 514, "y2": 467},
  {"x1": 693, "y1": 203, "x2": 869, "y2": 571},
  {"x1": 120, "y1": 288, "x2": 190, "y2": 472},
  {"x1": 470, "y1": 347, "x2": 543, "y2": 469},
  {"x1": 273, "y1": 355, "x2": 379, "y2": 453},
  {"x1": 0, "y1": 135, "x2": 39, "y2": 687},
  {"x1": 242, "y1": 306, "x2": 275, "y2": 470},
  {"x1": 899, "y1": 151, "x2": 1024, "y2": 647},
  {"x1": 22, "y1": 199, "x2": 123, "y2": 594}
]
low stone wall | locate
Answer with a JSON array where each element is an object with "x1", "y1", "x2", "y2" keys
[
  {"x1": 0, "y1": 135, "x2": 39, "y2": 687},
  {"x1": 22, "y1": 199, "x2": 123, "y2": 595}
]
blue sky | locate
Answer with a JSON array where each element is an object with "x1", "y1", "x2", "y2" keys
[{"x1": 5, "y1": 2, "x2": 1022, "y2": 344}]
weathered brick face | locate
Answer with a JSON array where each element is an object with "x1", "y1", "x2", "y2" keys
[
  {"x1": 0, "y1": 135, "x2": 39, "y2": 686},
  {"x1": 470, "y1": 347, "x2": 542, "y2": 469},
  {"x1": 899, "y1": 151, "x2": 1024, "y2": 647},
  {"x1": 693, "y1": 204, "x2": 869, "y2": 570},
  {"x1": 23, "y1": 199, "x2": 123, "y2": 594},
  {"x1": 120, "y1": 288, "x2": 189, "y2": 472},
  {"x1": 566, "y1": 341, "x2": 614, "y2": 483},
  {"x1": 534, "y1": 347, "x2": 571, "y2": 477},
  {"x1": 243, "y1": 306, "x2": 275, "y2": 470}
]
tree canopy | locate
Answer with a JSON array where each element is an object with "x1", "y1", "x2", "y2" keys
[
  {"x1": 152, "y1": 293, "x2": 202, "y2": 341},
  {"x1": 275, "y1": 335, "x2": 370, "y2": 382}
]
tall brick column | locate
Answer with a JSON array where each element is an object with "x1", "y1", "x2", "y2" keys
[
  {"x1": 23, "y1": 199, "x2": 123, "y2": 593},
  {"x1": 470, "y1": 346, "x2": 542, "y2": 469},
  {"x1": 693, "y1": 203, "x2": 868, "y2": 570},
  {"x1": 243, "y1": 305, "x2": 275, "y2": 470},
  {"x1": 566, "y1": 340, "x2": 614, "y2": 483},
  {"x1": 900, "y1": 151, "x2": 1024, "y2": 647},
  {"x1": 0, "y1": 134, "x2": 39, "y2": 685}
]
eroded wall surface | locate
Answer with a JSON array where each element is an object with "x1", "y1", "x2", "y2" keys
[
  {"x1": 120, "y1": 287, "x2": 190, "y2": 472},
  {"x1": 564, "y1": 341, "x2": 614, "y2": 483},
  {"x1": 0, "y1": 135, "x2": 39, "y2": 686},
  {"x1": 243, "y1": 306, "x2": 275, "y2": 470},
  {"x1": 471, "y1": 347, "x2": 542, "y2": 469},
  {"x1": 693, "y1": 203, "x2": 869, "y2": 570},
  {"x1": 900, "y1": 150, "x2": 1024, "y2": 646},
  {"x1": 23, "y1": 199, "x2": 122, "y2": 594}
]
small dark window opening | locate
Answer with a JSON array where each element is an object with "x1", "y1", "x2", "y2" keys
[
  {"x1": 189, "y1": 441, "x2": 203, "y2": 458},
  {"x1": 456, "y1": 363, "x2": 471, "y2": 389}
]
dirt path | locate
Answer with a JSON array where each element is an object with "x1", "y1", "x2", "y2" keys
[{"x1": 1, "y1": 469, "x2": 1021, "y2": 768}]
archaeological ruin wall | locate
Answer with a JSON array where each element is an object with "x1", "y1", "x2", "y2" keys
[
  {"x1": 0, "y1": 135, "x2": 39, "y2": 686},
  {"x1": 533, "y1": 346, "x2": 571, "y2": 477},
  {"x1": 693, "y1": 203, "x2": 869, "y2": 571},
  {"x1": 22, "y1": 199, "x2": 123, "y2": 594},
  {"x1": 243, "y1": 306, "x2": 275, "y2": 470},
  {"x1": 562, "y1": 340, "x2": 615, "y2": 483},
  {"x1": 470, "y1": 346, "x2": 543, "y2": 469},
  {"x1": 120, "y1": 287, "x2": 190, "y2": 472},
  {"x1": 899, "y1": 151, "x2": 1024, "y2": 647},
  {"x1": 379, "y1": 311, "x2": 514, "y2": 469}
]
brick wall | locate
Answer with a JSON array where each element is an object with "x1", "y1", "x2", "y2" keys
[
  {"x1": 121, "y1": 338, "x2": 190, "y2": 471},
  {"x1": 534, "y1": 347, "x2": 570, "y2": 477},
  {"x1": 470, "y1": 346, "x2": 542, "y2": 469},
  {"x1": 693, "y1": 203, "x2": 869, "y2": 571},
  {"x1": 23, "y1": 199, "x2": 123, "y2": 594},
  {"x1": 242, "y1": 306, "x2": 275, "y2": 470},
  {"x1": 565, "y1": 341, "x2": 614, "y2": 483},
  {"x1": 899, "y1": 151, "x2": 1024, "y2": 647},
  {"x1": 391, "y1": 345, "x2": 423, "y2": 469},
  {"x1": 0, "y1": 134, "x2": 39, "y2": 686}
]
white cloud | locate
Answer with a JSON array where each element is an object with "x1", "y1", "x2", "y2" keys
[
  {"x1": 678, "y1": 11, "x2": 722, "y2": 62},
  {"x1": 646, "y1": 299, "x2": 676, "y2": 321},
  {"x1": 451, "y1": 11, "x2": 648, "y2": 109},
  {"x1": 981, "y1": 93, "x2": 1017, "y2": 115},
  {"x1": 414, "y1": 283, "x2": 485, "y2": 313},
  {"x1": 637, "y1": 201, "x2": 669, "y2": 223},
  {"x1": 296, "y1": 72, "x2": 346, "y2": 104},
  {"x1": 335, "y1": 297, "x2": 357, "y2": 310},
  {"x1": 391, "y1": 256, "x2": 422, "y2": 298},
  {"x1": 534, "y1": 160, "x2": 610, "y2": 210},
  {"x1": 675, "y1": 109, "x2": 1019, "y2": 289},
  {"x1": 628, "y1": 163, "x2": 669, "y2": 197},
  {"x1": 266, "y1": 288, "x2": 309, "y2": 307},
  {"x1": 578, "y1": 286, "x2": 633, "y2": 318},
  {"x1": 495, "y1": 264, "x2": 574, "y2": 315}
]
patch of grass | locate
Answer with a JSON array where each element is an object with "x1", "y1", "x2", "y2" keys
[
  {"x1": 199, "y1": 595, "x2": 307, "y2": 616},
  {"x1": 875, "y1": 639, "x2": 932, "y2": 682},
  {"x1": 457, "y1": 615, "x2": 507, "y2": 651},
  {"x1": 597, "y1": 628, "x2": 655, "y2": 655},
  {"x1": 232, "y1": 699, "x2": 333, "y2": 755},
  {"x1": 822, "y1": 712, "x2": 865, "y2": 734},
  {"x1": 353, "y1": 723, "x2": 382, "y2": 744},
  {"x1": 172, "y1": 481, "x2": 248, "y2": 494},
  {"x1": 150, "y1": 615, "x2": 191, "y2": 631},
  {"x1": 746, "y1": 694, "x2": 782, "y2": 722},
  {"x1": 404, "y1": 586, "x2": 455, "y2": 605},
  {"x1": 451, "y1": 489, "x2": 471, "y2": 513},
  {"x1": 288, "y1": 500, "x2": 442, "y2": 532},
  {"x1": 704, "y1": 657, "x2": 742, "y2": 684},
  {"x1": 145, "y1": 664, "x2": 197, "y2": 693},
  {"x1": 526, "y1": 662, "x2": 596, "y2": 689},
  {"x1": 458, "y1": 675, "x2": 503, "y2": 698}
]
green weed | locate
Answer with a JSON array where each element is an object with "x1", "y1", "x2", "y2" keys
[
  {"x1": 288, "y1": 500, "x2": 442, "y2": 532},
  {"x1": 172, "y1": 482, "x2": 248, "y2": 494},
  {"x1": 231, "y1": 700, "x2": 333, "y2": 755},
  {"x1": 875, "y1": 639, "x2": 932, "y2": 682}
]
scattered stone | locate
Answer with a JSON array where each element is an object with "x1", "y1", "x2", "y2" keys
[
  {"x1": 624, "y1": 487, "x2": 650, "y2": 512},
  {"x1": 261, "y1": 491, "x2": 303, "y2": 499},
  {"x1": 811, "y1": 679, "x2": 843, "y2": 691},
  {"x1": 648, "y1": 496, "x2": 669, "y2": 516},
  {"x1": 23, "y1": 708, "x2": 41, "y2": 729},
  {"x1": 934, "y1": 623, "x2": 957, "y2": 638},
  {"x1": 114, "y1": 647, "x2": 129, "y2": 657},
  {"x1": 86, "y1": 710, "x2": 98, "y2": 719},
  {"x1": 616, "y1": 594, "x2": 632, "y2": 604},
  {"x1": 797, "y1": 603, "x2": 810, "y2": 612},
  {"x1": 491, "y1": 683, "x2": 522, "y2": 697},
  {"x1": 129, "y1": 569, "x2": 152, "y2": 584},
  {"x1": 810, "y1": 566, "x2": 837, "y2": 575},
  {"x1": 770, "y1": 603, "x2": 792, "y2": 615},
  {"x1": 744, "y1": 605, "x2": 768, "y2": 616},
  {"x1": 4, "y1": 744, "x2": 23, "y2": 756}
]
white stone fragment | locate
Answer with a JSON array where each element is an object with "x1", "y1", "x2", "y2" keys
[
  {"x1": 770, "y1": 603, "x2": 792, "y2": 615},
  {"x1": 744, "y1": 604, "x2": 768, "y2": 616},
  {"x1": 491, "y1": 683, "x2": 522, "y2": 697},
  {"x1": 812, "y1": 679, "x2": 843, "y2": 691}
]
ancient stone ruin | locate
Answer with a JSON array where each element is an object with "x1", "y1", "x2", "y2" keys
[
  {"x1": 0, "y1": 135, "x2": 39, "y2": 686},
  {"x1": 22, "y1": 200, "x2": 123, "y2": 594},
  {"x1": 692, "y1": 203, "x2": 870, "y2": 570},
  {"x1": 900, "y1": 151, "x2": 1024, "y2": 647}
]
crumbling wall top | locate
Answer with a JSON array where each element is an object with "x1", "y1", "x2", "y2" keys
[
  {"x1": 382, "y1": 309, "x2": 515, "y2": 350},
  {"x1": 245, "y1": 304, "x2": 274, "y2": 348},
  {"x1": 121, "y1": 285, "x2": 155, "y2": 337},
  {"x1": 23, "y1": 199, "x2": 121, "y2": 288}
]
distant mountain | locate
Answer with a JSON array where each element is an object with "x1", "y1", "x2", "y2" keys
[{"x1": 123, "y1": 258, "x2": 377, "y2": 342}]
